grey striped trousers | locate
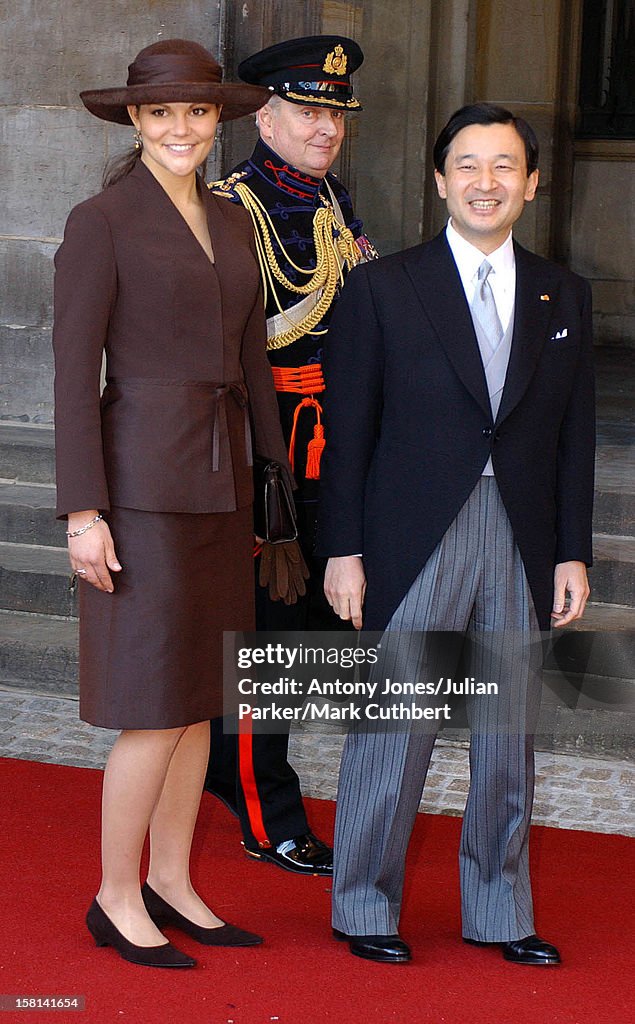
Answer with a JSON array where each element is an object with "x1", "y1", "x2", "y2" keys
[{"x1": 332, "y1": 477, "x2": 542, "y2": 942}]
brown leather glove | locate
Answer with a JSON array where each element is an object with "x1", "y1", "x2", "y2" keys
[{"x1": 259, "y1": 540, "x2": 309, "y2": 605}]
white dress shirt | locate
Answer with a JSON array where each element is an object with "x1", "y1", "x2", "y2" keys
[
  {"x1": 445, "y1": 220, "x2": 516, "y2": 476},
  {"x1": 445, "y1": 218, "x2": 516, "y2": 332}
]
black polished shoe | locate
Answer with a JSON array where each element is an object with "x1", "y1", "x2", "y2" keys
[
  {"x1": 333, "y1": 928, "x2": 411, "y2": 964},
  {"x1": 86, "y1": 899, "x2": 196, "y2": 968},
  {"x1": 141, "y1": 884, "x2": 262, "y2": 947},
  {"x1": 243, "y1": 833, "x2": 333, "y2": 875},
  {"x1": 502, "y1": 935, "x2": 561, "y2": 965},
  {"x1": 464, "y1": 933, "x2": 561, "y2": 965}
]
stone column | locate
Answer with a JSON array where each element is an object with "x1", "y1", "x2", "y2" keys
[
  {"x1": 470, "y1": 0, "x2": 563, "y2": 256},
  {"x1": 349, "y1": 0, "x2": 433, "y2": 253},
  {"x1": 425, "y1": 0, "x2": 474, "y2": 239},
  {"x1": 219, "y1": 0, "x2": 325, "y2": 176}
]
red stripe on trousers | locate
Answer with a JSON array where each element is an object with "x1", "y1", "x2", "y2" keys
[{"x1": 238, "y1": 711, "x2": 271, "y2": 848}]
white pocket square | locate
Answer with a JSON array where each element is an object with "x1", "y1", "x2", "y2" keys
[{"x1": 550, "y1": 328, "x2": 568, "y2": 341}]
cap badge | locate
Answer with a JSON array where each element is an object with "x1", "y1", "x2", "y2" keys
[{"x1": 323, "y1": 45, "x2": 348, "y2": 76}]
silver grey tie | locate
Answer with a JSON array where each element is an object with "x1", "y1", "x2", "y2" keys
[{"x1": 471, "y1": 259, "x2": 503, "y2": 352}]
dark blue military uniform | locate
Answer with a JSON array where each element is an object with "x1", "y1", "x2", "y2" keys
[
  {"x1": 212, "y1": 138, "x2": 374, "y2": 504},
  {"x1": 205, "y1": 35, "x2": 375, "y2": 873}
]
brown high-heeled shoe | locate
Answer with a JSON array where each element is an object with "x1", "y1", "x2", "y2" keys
[
  {"x1": 86, "y1": 898, "x2": 196, "y2": 968},
  {"x1": 141, "y1": 883, "x2": 263, "y2": 946}
]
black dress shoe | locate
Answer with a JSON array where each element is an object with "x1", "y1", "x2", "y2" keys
[
  {"x1": 86, "y1": 899, "x2": 196, "y2": 968},
  {"x1": 333, "y1": 928, "x2": 411, "y2": 964},
  {"x1": 243, "y1": 832, "x2": 333, "y2": 875},
  {"x1": 141, "y1": 884, "x2": 262, "y2": 946},
  {"x1": 464, "y1": 933, "x2": 561, "y2": 965},
  {"x1": 502, "y1": 935, "x2": 561, "y2": 965}
]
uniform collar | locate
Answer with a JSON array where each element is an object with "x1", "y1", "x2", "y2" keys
[{"x1": 247, "y1": 139, "x2": 326, "y2": 202}]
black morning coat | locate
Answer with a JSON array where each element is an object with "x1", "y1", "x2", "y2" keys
[{"x1": 315, "y1": 231, "x2": 595, "y2": 631}]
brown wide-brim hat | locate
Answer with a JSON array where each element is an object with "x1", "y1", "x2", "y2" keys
[{"x1": 80, "y1": 39, "x2": 272, "y2": 124}]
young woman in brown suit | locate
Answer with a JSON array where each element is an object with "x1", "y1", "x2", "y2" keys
[{"x1": 53, "y1": 40, "x2": 289, "y2": 968}]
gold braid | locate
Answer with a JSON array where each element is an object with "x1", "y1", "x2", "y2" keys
[{"x1": 231, "y1": 182, "x2": 361, "y2": 350}]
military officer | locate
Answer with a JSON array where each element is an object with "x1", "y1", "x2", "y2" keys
[{"x1": 205, "y1": 36, "x2": 377, "y2": 874}]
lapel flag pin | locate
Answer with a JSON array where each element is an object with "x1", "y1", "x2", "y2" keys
[{"x1": 540, "y1": 294, "x2": 550, "y2": 301}]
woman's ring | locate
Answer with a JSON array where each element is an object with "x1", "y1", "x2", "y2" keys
[{"x1": 76, "y1": 568, "x2": 88, "y2": 575}]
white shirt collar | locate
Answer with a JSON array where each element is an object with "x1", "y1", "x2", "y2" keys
[{"x1": 445, "y1": 218, "x2": 515, "y2": 285}]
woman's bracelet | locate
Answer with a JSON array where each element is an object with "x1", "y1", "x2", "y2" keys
[{"x1": 66, "y1": 514, "x2": 103, "y2": 538}]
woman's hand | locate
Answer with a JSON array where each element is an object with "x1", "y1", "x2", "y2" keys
[{"x1": 67, "y1": 511, "x2": 122, "y2": 593}]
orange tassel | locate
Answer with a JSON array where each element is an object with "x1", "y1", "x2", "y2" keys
[
  {"x1": 305, "y1": 422, "x2": 325, "y2": 479},
  {"x1": 288, "y1": 396, "x2": 324, "y2": 477}
]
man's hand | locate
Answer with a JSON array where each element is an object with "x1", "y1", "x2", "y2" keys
[
  {"x1": 324, "y1": 555, "x2": 366, "y2": 630},
  {"x1": 551, "y1": 560, "x2": 590, "y2": 627}
]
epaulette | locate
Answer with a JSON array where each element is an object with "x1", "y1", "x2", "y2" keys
[{"x1": 208, "y1": 169, "x2": 249, "y2": 200}]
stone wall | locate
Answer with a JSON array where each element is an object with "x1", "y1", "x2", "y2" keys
[
  {"x1": 0, "y1": 0, "x2": 435, "y2": 422},
  {"x1": 570, "y1": 148, "x2": 635, "y2": 348},
  {"x1": 351, "y1": 0, "x2": 432, "y2": 254},
  {"x1": 464, "y1": 0, "x2": 562, "y2": 253},
  {"x1": 0, "y1": 0, "x2": 222, "y2": 423},
  {"x1": 467, "y1": 0, "x2": 635, "y2": 347},
  {"x1": 1, "y1": 0, "x2": 633, "y2": 425}
]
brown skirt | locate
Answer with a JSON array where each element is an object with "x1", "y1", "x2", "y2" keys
[{"x1": 78, "y1": 505, "x2": 254, "y2": 729}]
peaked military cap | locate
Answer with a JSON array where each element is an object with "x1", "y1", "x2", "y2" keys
[{"x1": 238, "y1": 35, "x2": 363, "y2": 110}]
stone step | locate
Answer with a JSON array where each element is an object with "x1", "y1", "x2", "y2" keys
[
  {"x1": 0, "y1": 483, "x2": 632, "y2": 593},
  {"x1": 594, "y1": 425, "x2": 634, "y2": 536},
  {"x1": 546, "y1": 620, "x2": 634, "y2": 681},
  {"x1": 0, "y1": 423, "x2": 630, "y2": 533},
  {"x1": 0, "y1": 609, "x2": 631, "y2": 756},
  {"x1": 443, "y1": 601, "x2": 635, "y2": 758},
  {"x1": 0, "y1": 481, "x2": 64, "y2": 546},
  {"x1": 542, "y1": 617, "x2": 634, "y2": 761},
  {"x1": 431, "y1": 608, "x2": 634, "y2": 759},
  {"x1": 443, "y1": 694, "x2": 633, "y2": 760},
  {"x1": 0, "y1": 423, "x2": 55, "y2": 484},
  {"x1": 593, "y1": 488, "x2": 635, "y2": 537},
  {"x1": 589, "y1": 534, "x2": 635, "y2": 607},
  {"x1": 548, "y1": 602, "x2": 634, "y2": 677},
  {"x1": 538, "y1": 663, "x2": 633, "y2": 759},
  {"x1": 0, "y1": 542, "x2": 77, "y2": 618},
  {"x1": 566, "y1": 601, "x2": 635, "y2": 630},
  {"x1": 0, "y1": 523, "x2": 630, "y2": 622},
  {"x1": 0, "y1": 610, "x2": 78, "y2": 698}
]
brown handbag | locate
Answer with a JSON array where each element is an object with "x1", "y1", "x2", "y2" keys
[{"x1": 252, "y1": 456, "x2": 298, "y2": 543}]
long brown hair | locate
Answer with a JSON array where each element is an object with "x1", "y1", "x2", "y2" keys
[{"x1": 102, "y1": 147, "x2": 142, "y2": 188}]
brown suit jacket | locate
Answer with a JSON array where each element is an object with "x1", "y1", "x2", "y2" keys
[{"x1": 53, "y1": 159, "x2": 288, "y2": 517}]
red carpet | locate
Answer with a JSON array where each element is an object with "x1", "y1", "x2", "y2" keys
[{"x1": 0, "y1": 757, "x2": 632, "y2": 1024}]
